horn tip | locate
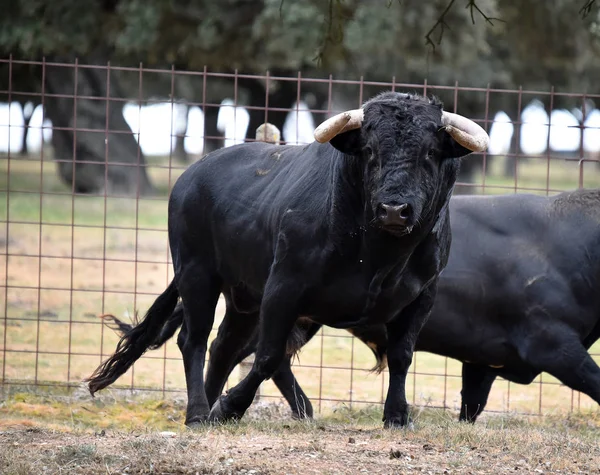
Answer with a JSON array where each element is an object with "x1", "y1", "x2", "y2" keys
[{"x1": 313, "y1": 130, "x2": 329, "y2": 143}]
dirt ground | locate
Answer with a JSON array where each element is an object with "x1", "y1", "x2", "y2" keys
[
  {"x1": 1, "y1": 420, "x2": 599, "y2": 475},
  {"x1": 0, "y1": 397, "x2": 599, "y2": 475}
]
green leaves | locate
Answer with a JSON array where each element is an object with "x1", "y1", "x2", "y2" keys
[
  {"x1": 114, "y1": 0, "x2": 164, "y2": 55},
  {"x1": 0, "y1": 0, "x2": 101, "y2": 56},
  {"x1": 0, "y1": 0, "x2": 598, "y2": 97}
]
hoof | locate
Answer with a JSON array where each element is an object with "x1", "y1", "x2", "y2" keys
[
  {"x1": 384, "y1": 420, "x2": 403, "y2": 430},
  {"x1": 290, "y1": 399, "x2": 313, "y2": 420},
  {"x1": 383, "y1": 414, "x2": 413, "y2": 430},
  {"x1": 291, "y1": 410, "x2": 313, "y2": 420},
  {"x1": 208, "y1": 398, "x2": 225, "y2": 423},
  {"x1": 185, "y1": 416, "x2": 209, "y2": 430},
  {"x1": 208, "y1": 396, "x2": 242, "y2": 424}
]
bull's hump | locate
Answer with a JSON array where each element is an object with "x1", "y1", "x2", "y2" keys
[{"x1": 551, "y1": 188, "x2": 600, "y2": 222}]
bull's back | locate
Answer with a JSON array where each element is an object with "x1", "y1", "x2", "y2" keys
[
  {"x1": 168, "y1": 141, "x2": 336, "y2": 286},
  {"x1": 417, "y1": 192, "x2": 600, "y2": 364}
]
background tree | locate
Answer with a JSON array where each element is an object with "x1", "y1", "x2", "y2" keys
[{"x1": 0, "y1": 0, "x2": 598, "y2": 193}]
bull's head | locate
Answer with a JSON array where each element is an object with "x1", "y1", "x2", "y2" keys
[{"x1": 314, "y1": 92, "x2": 489, "y2": 237}]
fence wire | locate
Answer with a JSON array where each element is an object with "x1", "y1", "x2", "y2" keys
[{"x1": 0, "y1": 57, "x2": 599, "y2": 418}]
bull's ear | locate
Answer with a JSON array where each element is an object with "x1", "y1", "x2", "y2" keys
[
  {"x1": 328, "y1": 129, "x2": 365, "y2": 156},
  {"x1": 439, "y1": 130, "x2": 473, "y2": 159}
]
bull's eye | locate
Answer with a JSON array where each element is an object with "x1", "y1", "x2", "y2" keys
[{"x1": 426, "y1": 149, "x2": 435, "y2": 160}]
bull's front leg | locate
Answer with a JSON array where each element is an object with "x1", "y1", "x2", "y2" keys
[{"x1": 383, "y1": 282, "x2": 437, "y2": 429}]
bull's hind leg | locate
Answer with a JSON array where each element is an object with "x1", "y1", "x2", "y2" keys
[
  {"x1": 272, "y1": 321, "x2": 322, "y2": 419},
  {"x1": 272, "y1": 357, "x2": 314, "y2": 419},
  {"x1": 459, "y1": 363, "x2": 497, "y2": 423},
  {"x1": 206, "y1": 311, "x2": 316, "y2": 419},
  {"x1": 176, "y1": 268, "x2": 222, "y2": 427},
  {"x1": 208, "y1": 276, "x2": 302, "y2": 423},
  {"x1": 205, "y1": 309, "x2": 259, "y2": 407},
  {"x1": 207, "y1": 326, "x2": 315, "y2": 419}
]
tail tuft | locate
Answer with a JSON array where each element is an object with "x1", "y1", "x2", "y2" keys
[
  {"x1": 285, "y1": 318, "x2": 317, "y2": 362},
  {"x1": 370, "y1": 352, "x2": 388, "y2": 374},
  {"x1": 100, "y1": 303, "x2": 184, "y2": 351},
  {"x1": 86, "y1": 281, "x2": 179, "y2": 395},
  {"x1": 346, "y1": 325, "x2": 388, "y2": 374},
  {"x1": 99, "y1": 313, "x2": 136, "y2": 335}
]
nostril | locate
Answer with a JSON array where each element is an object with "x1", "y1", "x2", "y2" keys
[
  {"x1": 376, "y1": 204, "x2": 388, "y2": 221},
  {"x1": 398, "y1": 203, "x2": 411, "y2": 220}
]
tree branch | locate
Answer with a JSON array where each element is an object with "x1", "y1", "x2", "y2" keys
[
  {"x1": 465, "y1": 0, "x2": 504, "y2": 26},
  {"x1": 425, "y1": 0, "x2": 457, "y2": 50},
  {"x1": 313, "y1": 0, "x2": 338, "y2": 66},
  {"x1": 580, "y1": 0, "x2": 596, "y2": 18},
  {"x1": 425, "y1": 0, "x2": 504, "y2": 50}
]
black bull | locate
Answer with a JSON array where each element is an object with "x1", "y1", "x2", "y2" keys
[
  {"x1": 104, "y1": 190, "x2": 600, "y2": 422},
  {"x1": 86, "y1": 91, "x2": 489, "y2": 428}
]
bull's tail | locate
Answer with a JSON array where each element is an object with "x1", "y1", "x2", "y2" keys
[
  {"x1": 100, "y1": 302, "x2": 185, "y2": 351},
  {"x1": 86, "y1": 280, "x2": 179, "y2": 395},
  {"x1": 370, "y1": 347, "x2": 388, "y2": 374},
  {"x1": 99, "y1": 313, "x2": 137, "y2": 336}
]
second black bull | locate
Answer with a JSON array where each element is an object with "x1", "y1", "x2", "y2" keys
[{"x1": 106, "y1": 189, "x2": 600, "y2": 422}]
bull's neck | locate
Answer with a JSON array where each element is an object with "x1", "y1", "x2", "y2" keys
[{"x1": 329, "y1": 151, "x2": 368, "y2": 234}]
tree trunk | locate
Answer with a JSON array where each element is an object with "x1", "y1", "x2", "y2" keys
[
  {"x1": 19, "y1": 101, "x2": 36, "y2": 156},
  {"x1": 243, "y1": 78, "x2": 299, "y2": 144},
  {"x1": 44, "y1": 61, "x2": 155, "y2": 196},
  {"x1": 173, "y1": 103, "x2": 190, "y2": 163},
  {"x1": 173, "y1": 132, "x2": 188, "y2": 163},
  {"x1": 503, "y1": 131, "x2": 518, "y2": 179},
  {"x1": 203, "y1": 105, "x2": 223, "y2": 154},
  {"x1": 455, "y1": 157, "x2": 480, "y2": 193}
]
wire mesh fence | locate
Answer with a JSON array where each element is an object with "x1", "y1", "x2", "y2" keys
[{"x1": 1, "y1": 57, "x2": 599, "y2": 418}]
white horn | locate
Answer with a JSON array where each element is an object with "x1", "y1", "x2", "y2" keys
[
  {"x1": 441, "y1": 111, "x2": 489, "y2": 152},
  {"x1": 314, "y1": 109, "x2": 364, "y2": 143}
]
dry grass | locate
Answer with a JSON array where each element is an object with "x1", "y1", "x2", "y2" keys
[
  {"x1": 0, "y1": 394, "x2": 598, "y2": 475},
  {"x1": 1, "y1": 154, "x2": 600, "y2": 421}
]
